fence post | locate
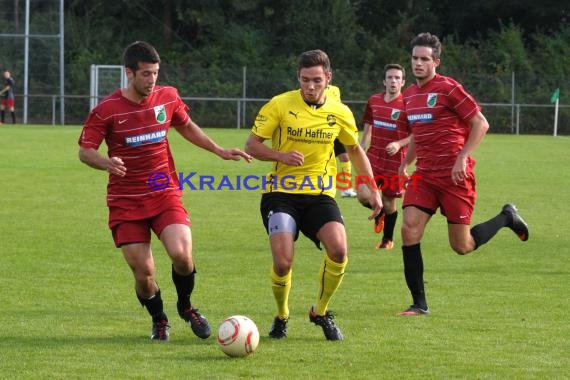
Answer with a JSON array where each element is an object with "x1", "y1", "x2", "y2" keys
[
  {"x1": 242, "y1": 66, "x2": 247, "y2": 129},
  {"x1": 237, "y1": 99, "x2": 241, "y2": 129},
  {"x1": 511, "y1": 71, "x2": 515, "y2": 134},
  {"x1": 516, "y1": 104, "x2": 521, "y2": 135},
  {"x1": 52, "y1": 95, "x2": 56, "y2": 125}
]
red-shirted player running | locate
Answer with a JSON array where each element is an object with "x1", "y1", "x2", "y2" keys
[
  {"x1": 358, "y1": 63, "x2": 411, "y2": 250},
  {"x1": 398, "y1": 33, "x2": 529, "y2": 316},
  {"x1": 78, "y1": 41, "x2": 252, "y2": 341}
]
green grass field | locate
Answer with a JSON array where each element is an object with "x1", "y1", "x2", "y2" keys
[{"x1": 1, "y1": 125, "x2": 569, "y2": 379}]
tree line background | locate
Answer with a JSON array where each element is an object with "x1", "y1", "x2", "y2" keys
[{"x1": 0, "y1": 0, "x2": 568, "y2": 133}]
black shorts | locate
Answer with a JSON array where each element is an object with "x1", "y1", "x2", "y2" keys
[
  {"x1": 334, "y1": 138, "x2": 346, "y2": 157},
  {"x1": 260, "y1": 192, "x2": 344, "y2": 248}
]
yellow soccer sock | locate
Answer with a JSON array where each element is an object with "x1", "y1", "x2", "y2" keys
[
  {"x1": 315, "y1": 255, "x2": 347, "y2": 316},
  {"x1": 339, "y1": 161, "x2": 352, "y2": 179},
  {"x1": 271, "y1": 268, "x2": 292, "y2": 320}
]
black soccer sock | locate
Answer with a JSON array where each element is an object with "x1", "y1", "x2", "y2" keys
[
  {"x1": 10, "y1": 111, "x2": 15, "y2": 124},
  {"x1": 402, "y1": 243, "x2": 427, "y2": 310},
  {"x1": 172, "y1": 265, "x2": 196, "y2": 311},
  {"x1": 137, "y1": 289, "x2": 167, "y2": 322},
  {"x1": 383, "y1": 211, "x2": 398, "y2": 241},
  {"x1": 470, "y1": 212, "x2": 510, "y2": 249}
]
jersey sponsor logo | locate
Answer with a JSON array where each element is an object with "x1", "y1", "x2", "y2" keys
[
  {"x1": 286, "y1": 126, "x2": 334, "y2": 142},
  {"x1": 391, "y1": 109, "x2": 401, "y2": 120},
  {"x1": 254, "y1": 114, "x2": 268, "y2": 130},
  {"x1": 326, "y1": 114, "x2": 337, "y2": 126},
  {"x1": 373, "y1": 119, "x2": 397, "y2": 130},
  {"x1": 407, "y1": 113, "x2": 433, "y2": 123},
  {"x1": 154, "y1": 105, "x2": 167, "y2": 123},
  {"x1": 427, "y1": 93, "x2": 438, "y2": 107},
  {"x1": 125, "y1": 130, "x2": 167, "y2": 146}
]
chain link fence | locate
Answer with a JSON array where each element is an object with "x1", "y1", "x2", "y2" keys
[{"x1": 24, "y1": 64, "x2": 564, "y2": 135}]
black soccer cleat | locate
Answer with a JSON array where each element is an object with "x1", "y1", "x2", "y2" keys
[
  {"x1": 179, "y1": 307, "x2": 211, "y2": 339},
  {"x1": 151, "y1": 319, "x2": 170, "y2": 341},
  {"x1": 501, "y1": 204, "x2": 529, "y2": 241},
  {"x1": 309, "y1": 306, "x2": 343, "y2": 341},
  {"x1": 268, "y1": 316, "x2": 289, "y2": 339}
]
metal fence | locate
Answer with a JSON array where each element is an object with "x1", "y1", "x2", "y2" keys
[{"x1": 16, "y1": 93, "x2": 569, "y2": 137}]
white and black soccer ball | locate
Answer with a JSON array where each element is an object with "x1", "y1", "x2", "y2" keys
[{"x1": 217, "y1": 315, "x2": 259, "y2": 357}]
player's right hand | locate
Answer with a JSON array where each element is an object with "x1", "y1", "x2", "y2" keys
[
  {"x1": 281, "y1": 151, "x2": 304, "y2": 167},
  {"x1": 108, "y1": 156, "x2": 126, "y2": 177}
]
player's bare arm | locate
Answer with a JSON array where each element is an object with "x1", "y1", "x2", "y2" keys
[
  {"x1": 78, "y1": 147, "x2": 126, "y2": 177},
  {"x1": 345, "y1": 143, "x2": 383, "y2": 218},
  {"x1": 175, "y1": 119, "x2": 252, "y2": 162},
  {"x1": 451, "y1": 112, "x2": 489, "y2": 184},
  {"x1": 398, "y1": 134, "x2": 416, "y2": 177},
  {"x1": 360, "y1": 123, "x2": 372, "y2": 150},
  {"x1": 245, "y1": 134, "x2": 304, "y2": 166}
]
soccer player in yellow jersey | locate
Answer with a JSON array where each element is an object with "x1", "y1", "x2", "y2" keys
[{"x1": 245, "y1": 49, "x2": 382, "y2": 341}]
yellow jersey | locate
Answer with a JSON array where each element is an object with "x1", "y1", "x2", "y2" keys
[
  {"x1": 326, "y1": 85, "x2": 342, "y2": 102},
  {"x1": 251, "y1": 89, "x2": 358, "y2": 197}
]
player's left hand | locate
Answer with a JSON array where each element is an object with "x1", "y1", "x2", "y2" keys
[{"x1": 386, "y1": 142, "x2": 400, "y2": 156}]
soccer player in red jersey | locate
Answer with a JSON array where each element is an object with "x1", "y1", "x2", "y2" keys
[
  {"x1": 78, "y1": 41, "x2": 252, "y2": 340},
  {"x1": 398, "y1": 33, "x2": 529, "y2": 315},
  {"x1": 0, "y1": 70, "x2": 16, "y2": 124},
  {"x1": 358, "y1": 64, "x2": 411, "y2": 250}
]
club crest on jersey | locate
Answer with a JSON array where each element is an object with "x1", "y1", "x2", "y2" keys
[
  {"x1": 427, "y1": 93, "x2": 438, "y2": 108},
  {"x1": 154, "y1": 105, "x2": 167, "y2": 123},
  {"x1": 391, "y1": 109, "x2": 400, "y2": 120},
  {"x1": 327, "y1": 114, "x2": 337, "y2": 127}
]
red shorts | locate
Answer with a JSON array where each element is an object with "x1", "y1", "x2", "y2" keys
[
  {"x1": 2, "y1": 99, "x2": 14, "y2": 108},
  {"x1": 402, "y1": 172, "x2": 476, "y2": 224},
  {"x1": 373, "y1": 174, "x2": 404, "y2": 199},
  {"x1": 111, "y1": 206, "x2": 190, "y2": 247},
  {"x1": 370, "y1": 157, "x2": 403, "y2": 198}
]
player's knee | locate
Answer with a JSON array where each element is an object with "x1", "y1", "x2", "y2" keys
[
  {"x1": 134, "y1": 265, "x2": 155, "y2": 285},
  {"x1": 401, "y1": 222, "x2": 422, "y2": 243},
  {"x1": 450, "y1": 241, "x2": 473, "y2": 255},
  {"x1": 323, "y1": 243, "x2": 347, "y2": 263},
  {"x1": 274, "y1": 259, "x2": 293, "y2": 275},
  {"x1": 170, "y1": 250, "x2": 193, "y2": 271}
]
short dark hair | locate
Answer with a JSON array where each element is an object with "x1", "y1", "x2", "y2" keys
[
  {"x1": 123, "y1": 41, "x2": 161, "y2": 72},
  {"x1": 297, "y1": 49, "x2": 331, "y2": 73},
  {"x1": 384, "y1": 63, "x2": 406, "y2": 80},
  {"x1": 410, "y1": 33, "x2": 442, "y2": 59}
]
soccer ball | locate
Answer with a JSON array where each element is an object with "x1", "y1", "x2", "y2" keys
[{"x1": 217, "y1": 315, "x2": 259, "y2": 357}]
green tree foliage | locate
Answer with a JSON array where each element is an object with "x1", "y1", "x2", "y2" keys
[{"x1": 1, "y1": 0, "x2": 568, "y2": 131}]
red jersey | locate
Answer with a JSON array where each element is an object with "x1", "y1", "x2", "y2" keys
[
  {"x1": 363, "y1": 93, "x2": 409, "y2": 177},
  {"x1": 78, "y1": 86, "x2": 190, "y2": 224},
  {"x1": 403, "y1": 74, "x2": 480, "y2": 176}
]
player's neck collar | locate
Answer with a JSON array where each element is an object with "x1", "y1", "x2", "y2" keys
[{"x1": 304, "y1": 100, "x2": 324, "y2": 109}]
